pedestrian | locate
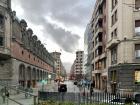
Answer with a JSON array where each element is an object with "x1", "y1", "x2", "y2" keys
[
  {"x1": 0, "y1": 88, "x2": 6, "y2": 103},
  {"x1": 25, "y1": 88, "x2": 28, "y2": 98},
  {"x1": 58, "y1": 84, "x2": 67, "y2": 101},
  {"x1": 5, "y1": 90, "x2": 9, "y2": 97}
]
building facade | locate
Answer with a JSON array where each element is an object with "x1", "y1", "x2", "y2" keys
[
  {"x1": 107, "y1": 0, "x2": 140, "y2": 94},
  {"x1": 51, "y1": 52, "x2": 66, "y2": 79},
  {"x1": 51, "y1": 52, "x2": 61, "y2": 75},
  {"x1": 0, "y1": 0, "x2": 56, "y2": 88},
  {"x1": 84, "y1": 23, "x2": 93, "y2": 81},
  {"x1": 88, "y1": 0, "x2": 140, "y2": 93},
  {"x1": 73, "y1": 51, "x2": 84, "y2": 81},
  {"x1": 69, "y1": 60, "x2": 76, "y2": 80},
  {"x1": 90, "y1": 0, "x2": 108, "y2": 91}
]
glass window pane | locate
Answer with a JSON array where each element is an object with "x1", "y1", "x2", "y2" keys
[{"x1": 0, "y1": 36, "x2": 3, "y2": 46}]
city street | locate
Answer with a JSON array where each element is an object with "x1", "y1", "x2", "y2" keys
[
  {"x1": 0, "y1": 80, "x2": 80, "y2": 105},
  {"x1": 0, "y1": 81, "x2": 57, "y2": 105},
  {"x1": 64, "y1": 80, "x2": 80, "y2": 93}
]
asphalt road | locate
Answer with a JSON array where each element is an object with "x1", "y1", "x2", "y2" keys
[{"x1": 64, "y1": 80, "x2": 80, "y2": 93}]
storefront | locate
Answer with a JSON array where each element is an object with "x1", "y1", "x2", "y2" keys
[{"x1": 108, "y1": 64, "x2": 140, "y2": 94}]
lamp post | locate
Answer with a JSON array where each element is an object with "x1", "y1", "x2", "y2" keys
[{"x1": 48, "y1": 74, "x2": 51, "y2": 84}]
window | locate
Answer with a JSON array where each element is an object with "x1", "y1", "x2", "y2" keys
[
  {"x1": 21, "y1": 50, "x2": 24, "y2": 55},
  {"x1": 111, "y1": 47, "x2": 117, "y2": 64},
  {"x1": 112, "y1": 0, "x2": 118, "y2": 10},
  {"x1": 111, "y1": 70, "x2": 117, "y2": 81},
  {"x1": 135, "y1": 20, "x2": 140, "y2": 36},
  {"x1": 135, "y1": 70, "x2": 140, "y2": 84},
  {"x1": 135, "y1": 0, "x2": 140, "y2": 10},
  {"x1": 0, "y1": 36, "x2": 4, "y2": 46},
  {"x1": 95, "y1": 62, "x2": 99, "y2": 70},
  {"x1": 114, "y1": 28, "x2": 117, "y2": 37},
  {"x1": 111, "y1": 28, "x2": 118, "y2": 38},
  {"x1": 104, "y1": 15, "x2": 106, "y2": 23},
  {"x1": 114, "y1": 10, "x2": 118, "y2": 21},
  {"x1": 111, "y1": 32, "x2": 114, "y2": 38},
  {"x1": 135, "y1": 44, "x2": 140, "y2": 58},
  {"x1": 98, "y1": 61, "x2": 102, "y2": 70},
  {"x1": 95, "y1": 49, "x2": 99, "y2": 57},
  {"x1": 112, "y1": 10, "x2": 118, "y2": 26}
]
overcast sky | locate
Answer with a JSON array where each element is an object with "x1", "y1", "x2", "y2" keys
[{"x1": 11, "y1": 0, "x2": 95, "y2": 73}]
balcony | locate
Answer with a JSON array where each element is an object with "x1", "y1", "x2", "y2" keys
[
  {"x1": 94, "y1": 56, "x2": 100, "y2": 62},
  {"x1": 94, "y1": 28, "x2": 103, "y2": 39},
  {"x1": 134, "y1": 1, "x2": 140, "y2": 20},
  {"x1": 107, "y1": 37, "x2": 120, "y2": 49},
  {"x1": 0, "y1": 47, "x2": 11, "y2": 59},
  {"x1": 92, "y1": 69, "x2": 103, "y2": 74},
  {"x1": 95, "y1": 42, "x2": 102, "y2": 50},
  {"x1": 91, "y1": 59, "x2": 94, "y2": 64},
  {"x1": 95, "y1": 14, "x2": 103, "y2": 27},
  {"x1": 99, "y1": 0, "x2": 104, "y2": 5},
  {"x1": 100, "y1": 52, "x2": 106, "y2": 59}
]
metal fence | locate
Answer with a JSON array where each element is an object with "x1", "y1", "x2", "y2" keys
[
  {"x1": 0, "y1": 82, "x2": 38, "y2": 105},
  {"x1": 38, "y1": 91, "x2": 139, "y2": 105}
]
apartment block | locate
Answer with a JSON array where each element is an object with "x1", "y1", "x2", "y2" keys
[
  {"x1": 107, "y1": 0, "x2": 140, "y2": 94},
  {"x1": 51, "y1": 52, "x2": 66, "y2": 78},
  {"x1": 88, "y1": 0, "x2": 140, "y2": 93},
  {"x1": 69, "y1": 60, "x2": 76, "y2": 80},
  {"x1": 90, "y1": 0, "x2": 108, "y2": 91},
  {"x1": 70, "y1": 51, "x2": 84, "y2": 81}
]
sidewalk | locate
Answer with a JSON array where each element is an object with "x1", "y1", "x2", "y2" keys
[
  {"x1": 0, "y1": 81, "x2": 58, "y2": 105},
  {"x1": 36, "y1": 80, "x2": 58, "y2": 92}
]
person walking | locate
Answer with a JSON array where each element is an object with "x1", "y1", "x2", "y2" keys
[{"x1": 0, "y1": 87, "x2": 6, "y2": 103}]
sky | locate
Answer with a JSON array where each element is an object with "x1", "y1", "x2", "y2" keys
[{"x1": 11, "y1": 0, "x2": 95, "y2": 73}]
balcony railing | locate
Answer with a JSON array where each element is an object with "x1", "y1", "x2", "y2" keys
[{"x1": 107, "y1": 36, "x2": 120, "y2": 49}]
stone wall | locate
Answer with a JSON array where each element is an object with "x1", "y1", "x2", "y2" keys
[{"x1": 108, "y1": 64, "x2": 140, "y2": 93}]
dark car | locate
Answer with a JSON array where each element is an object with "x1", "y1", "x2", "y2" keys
[
  {"x1": 58, "y1": 84, "x2": 67, "y2": 92},
  {"x1": 74, "y1": 81, "x2": 78, "y2": 85}
]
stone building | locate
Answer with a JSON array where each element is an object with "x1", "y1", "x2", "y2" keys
[
  {"x1": 71, "y1": 51, "x2": 84, "y2": 81},
  {"x1": 69, "y1": 60, "x2": 76, "y2": 80},
  {"x1": 89, "y1": 0, "x2": 108, "y2": 91},
  {"x1": 51, "y1": 52, "x2": 61, "y2": 76},
  {"x1": 0, "y1": 0, "x2": 56, "y2": 88},
  {"x1": 51, "y1": 52, "x2": 66, "y2": 79},
  {"x1": 107, "y1": 0, "x2": 140, "y2": 94},
  {"x1": 88, "y1": 0, "x2": 140, "y2": 93}
]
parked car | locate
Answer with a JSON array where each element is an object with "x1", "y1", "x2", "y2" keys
[
  {"x1": 58, "y1": 84, "x2": 67, "y2": 92},
  {"x1": 73, "y1": 81, "x2": 77, "y2": 85}
]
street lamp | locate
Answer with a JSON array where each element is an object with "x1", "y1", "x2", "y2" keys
[{"x1": 48, "y1": 74, "x2": 51, "y2": 84}]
